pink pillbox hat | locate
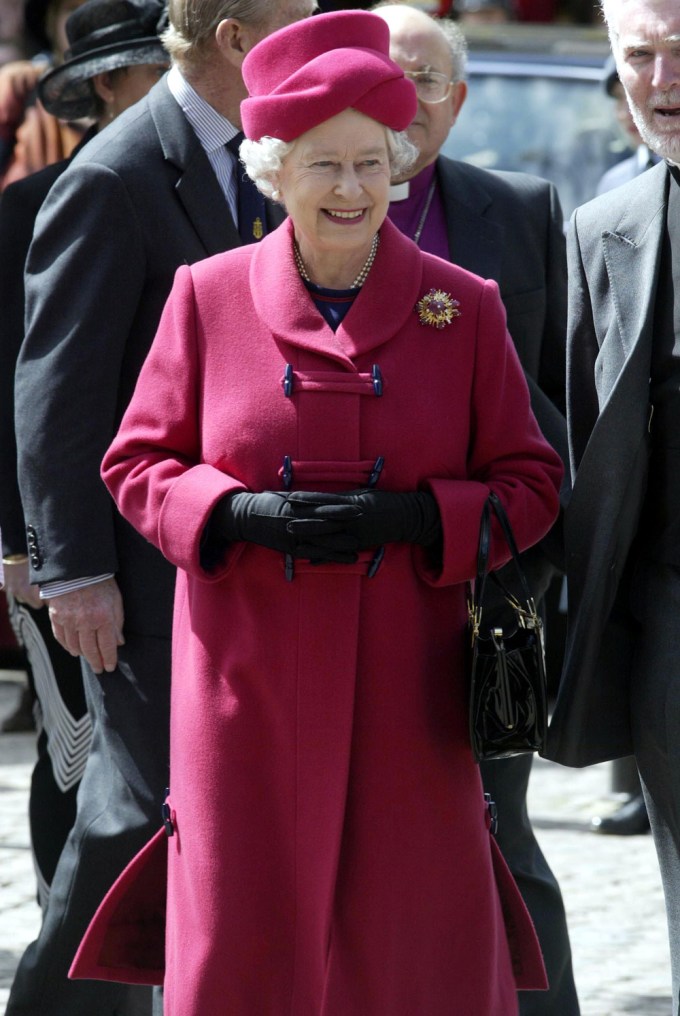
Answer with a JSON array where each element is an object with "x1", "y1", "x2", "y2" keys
[{"x1": 241, "y1": 10, "x2": 417, "y2": 142}]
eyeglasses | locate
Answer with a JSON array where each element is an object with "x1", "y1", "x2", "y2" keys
[{"x1": 404, "y1": 70, "x2": 453, "y2": 104}]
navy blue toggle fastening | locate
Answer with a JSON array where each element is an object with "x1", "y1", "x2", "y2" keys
[
  {"x1": 368, "y1": 546, "x2": 385, "y2": 578},
  {"x1": 162, "y1": 787, "x2": 174, "y2": 837},
  {"x1": 282, "y1": 455, "x2": 293, "y2": 491},
  {"x1": 368, "y1": 456, "x2": 385, "y2": 488}
]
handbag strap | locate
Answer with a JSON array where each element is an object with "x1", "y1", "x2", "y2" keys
[{"x1": 471, "y1": 492, "x2": 537, "y2": 621}]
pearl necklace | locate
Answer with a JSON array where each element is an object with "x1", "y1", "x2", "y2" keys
[{"x1": 294, "y1": 232, "x2": 380, "y2": 289}]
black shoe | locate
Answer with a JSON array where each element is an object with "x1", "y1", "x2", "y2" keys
[{"x1": 591, "y1": 794, "x2": 650, "y2": 835}]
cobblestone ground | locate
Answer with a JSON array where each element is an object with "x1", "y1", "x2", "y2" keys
[{"x1": 0, "y1": 671, "x2": 673, "y2": 1015}]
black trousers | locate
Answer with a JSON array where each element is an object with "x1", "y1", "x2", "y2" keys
[
  {"x1": 8, "y1": 599, "x2": 89, "y2": 900},
  {"x1": 6, "y1": 633, "x2": 170, "y2": 1016},
  {"x1": 630, "y1": 558, "x2": 680, "y2": 1016}
]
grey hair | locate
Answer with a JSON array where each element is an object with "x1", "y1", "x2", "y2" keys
[
  {"x1": 162, "y1": 0, "x2": 269, "y2": 65},
  {"x1": 370, "y1": 3, "x2": 468, "y2": 83},
  {"x1": 598, "y1": 0, "x2": 621, "y2": 50},
  {"x1": 438, "y1": 16, "x2": 468, "y2": 83},
  {"x1": 240, "y1": 127, "x2": 418, "y2": 200}
]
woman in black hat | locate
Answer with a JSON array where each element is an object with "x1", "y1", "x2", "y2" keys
[
  {"x1": 0, "y1": 0, "x2": 85, "y2": 188},
  {"x1": 0, "y1": 0, "x2": 167, "y2": 184},
  {"x1": 37, "y1": 0, "x2": 168, "y2": 123}
]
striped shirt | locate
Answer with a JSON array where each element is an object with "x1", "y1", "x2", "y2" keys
[{"x1": 167, "y1": 63, "x2": 241, "y2": 228}]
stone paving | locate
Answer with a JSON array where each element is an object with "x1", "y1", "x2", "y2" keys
[{"x1": 0, "y1": 669, "x2": 673, "y2": 1015}]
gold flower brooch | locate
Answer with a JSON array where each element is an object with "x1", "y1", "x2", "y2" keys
[{"x1": 416, "y1": 288, "x2": 461, "y2": 329}]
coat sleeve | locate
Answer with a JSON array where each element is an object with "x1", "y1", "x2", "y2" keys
[
  {"x1": 0, "y1": 180, "x2": 33, "y2": 555},
  {"x1": 15, "y1": 161, "x2": 147, "y2": 583},
  {"x1": 418, "y1": 278, "x2": 563, "y2": 588},
  {"x1": 101, "y1": 265, "x2": 246, "y2": 582}
]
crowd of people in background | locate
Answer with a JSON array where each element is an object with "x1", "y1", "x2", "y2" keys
[{"x1": 1, "y1": 0, "x2": 679, "y2": 1013}]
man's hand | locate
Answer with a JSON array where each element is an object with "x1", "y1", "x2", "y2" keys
[
  {"x1": 46, "y1": 578, "x2": 125, "y2": 675},
  {"x1": 3, "y1": 558, "x2": 42, "y2": 609}
]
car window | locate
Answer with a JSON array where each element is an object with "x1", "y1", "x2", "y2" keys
[{"x1": 441, "y1": 70, "x2": 628, "y2": 220}]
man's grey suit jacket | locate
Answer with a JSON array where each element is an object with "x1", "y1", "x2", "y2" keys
[
  {"x1": 547, "y1": 160, "x2": 668, "y2": 766},
  {"x1": 15, "y1": 76, "x2": 282, "y2": 639}
]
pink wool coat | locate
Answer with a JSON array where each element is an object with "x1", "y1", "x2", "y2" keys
[{"x1": 85, "y1": 217, "x2": 561, "y2": 1015}]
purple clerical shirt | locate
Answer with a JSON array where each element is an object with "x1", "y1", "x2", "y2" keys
[{"x1": 386, "y1": 162, "x2": 450, "y2": 261}]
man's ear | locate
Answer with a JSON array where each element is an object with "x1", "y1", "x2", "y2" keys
[
  {"x1": 215, "y1": 16, "x2": 253, "y2": 68},
  {"x1": 449, "y1": 80, "x2": 468, "y2": 127}
]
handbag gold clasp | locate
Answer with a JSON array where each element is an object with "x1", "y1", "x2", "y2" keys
[{"x1": 467, "y1": 598, "x2": 481, "y2": 644}]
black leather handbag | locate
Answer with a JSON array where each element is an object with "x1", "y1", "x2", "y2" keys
[{"x1": 467, "y1": 492, "x2": 548, "y2": 762}]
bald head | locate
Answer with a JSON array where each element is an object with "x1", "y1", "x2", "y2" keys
[
  {"x1": 374, "y1": 4, "x2": 467, "y2": 84},
  {"x1": 372, "y1": 3, "x2": 468, "y2": 179}
]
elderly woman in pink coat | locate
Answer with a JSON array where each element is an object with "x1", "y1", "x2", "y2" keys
[{"x1": 73, "y1": 10, "x2": 562, "y2": 1015}]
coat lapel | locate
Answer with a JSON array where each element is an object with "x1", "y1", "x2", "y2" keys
[
  {"x1": 600, "y1": 161, "x2": 668, "y2": 367},
  {"x1": 562, "y1": 165, "x2": 669, "y2": 740},
  {"x1": 147, "y1": 80, "x2": 286, "y2": 257},
  {"x1": 569, "y1": 166, "x2": 668, "y2": 496},
  {"x1": 251, "y1": 218, "x2": 425, "y2": 366},
  {"x1": 436, "y1": 158, "x2": 503, "y2": 282}
]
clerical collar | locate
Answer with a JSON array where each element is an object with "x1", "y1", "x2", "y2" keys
[
  {"x1": 390, "y1": 180, "x2": 410, "y2": 201},
  {"x1": 389, "y1": 163, "x2": 437, "y2": 203}
]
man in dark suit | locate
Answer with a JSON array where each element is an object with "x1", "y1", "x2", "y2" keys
[
  {"x1": 0, "y1": 0, "x2": 169, "y2": 917},
  {"x1": 374, "y1": 6, "x2": 578, "y2": 1014},
  {"x1": 9, "y1": 0, "x2": 314, "y2": 1013},
  {"x1": 548, "y1": 0, "x2": 680, "y2": 1007}
]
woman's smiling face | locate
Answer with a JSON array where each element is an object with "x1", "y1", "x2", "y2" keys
[{"x1": 276, "y1": 108, "x2": 392, "y2": 268}]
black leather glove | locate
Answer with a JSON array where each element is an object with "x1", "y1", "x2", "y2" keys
[
  {"x1": 286, "y1": 489, "x2": 442, "y2": 549},
  {"x1": 203, "y1": 490, "x2": 361, "y2": 565}
]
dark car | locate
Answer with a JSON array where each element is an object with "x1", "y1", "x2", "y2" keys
[{"x1": 441, "y1": 23, "x2": 627, "y2": 220}]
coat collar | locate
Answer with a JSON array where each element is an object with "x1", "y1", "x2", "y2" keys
[
  {"x1": 600, "y1": 160, "x2": 668, "y2": 361},
  {"x1": 251, "y1": 217, "x2": 425, "y2": 367}
]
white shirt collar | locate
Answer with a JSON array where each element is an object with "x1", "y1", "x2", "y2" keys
[
  {"x1": 166, "y1": 64, "x2": 239, "y2": 154},
  {"x1": 389, "y1": 181, "x2": 410, "y2": 202}
]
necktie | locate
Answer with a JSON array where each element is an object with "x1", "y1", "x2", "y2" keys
[{"x1": 226, "y1": 133, "x2": 267, "y2": 244}]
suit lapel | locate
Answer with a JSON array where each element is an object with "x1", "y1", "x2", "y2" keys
[
  {"x1": 436, "y1": 159, "x2": 503, "y2": 282},
  {"x1": 568, "y1": 165, "x2": 669, "y2": 544},
  {"x1": 148, "y1": 81, "x2": 241, "y2": 255},
  {"x1": 601, "y1": 163, "x2": 668, "y2": 364}
]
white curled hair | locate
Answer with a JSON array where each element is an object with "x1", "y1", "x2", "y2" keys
[{"x1": 240, "y1": 127, "x2": 418, "y2": 203}]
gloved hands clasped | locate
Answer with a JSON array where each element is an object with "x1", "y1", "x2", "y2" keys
[{"x1": 206, "y1": 488, "x2": 442, "y2": 565}]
